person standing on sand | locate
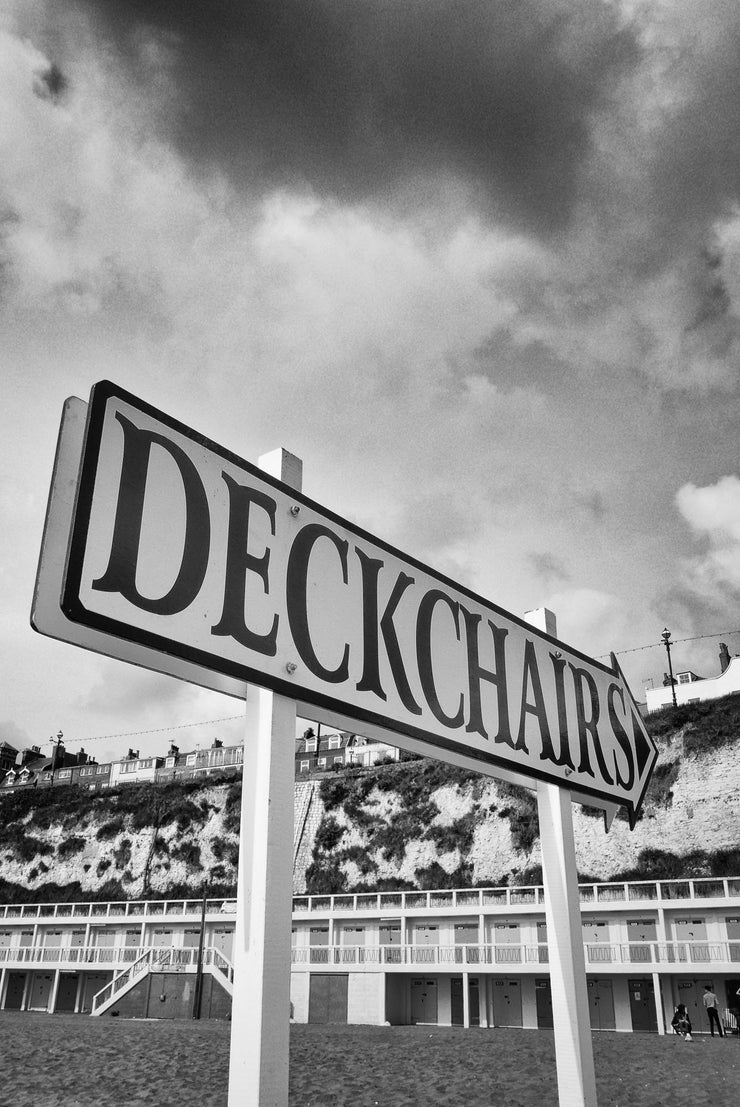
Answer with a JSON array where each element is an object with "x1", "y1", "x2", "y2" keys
[{"x1": 702, "y1": 986, "x2": 724, "y2": 1037}]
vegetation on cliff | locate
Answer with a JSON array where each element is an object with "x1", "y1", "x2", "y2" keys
[
  {"x1": 0, "y1": 774, "x2": 242, "y2": 903},
  {"x1": 304, "y1": 693, "x2": 740, "y2": 894}
]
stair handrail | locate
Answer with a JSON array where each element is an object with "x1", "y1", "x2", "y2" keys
[
  {"x1": 204, "y1": 945, "x2": 235, "y2": 985},
  {"x1": 91, "y1": 947, "x2": 154, "y2": 1013}
]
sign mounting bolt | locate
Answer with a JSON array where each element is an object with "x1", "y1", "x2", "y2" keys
[
  {"x1": 285, "y1": 662, "x2": 297, "y2": 675},
  {"x1": 290, "y1": 505, "x2": 300, "y2": 516}
]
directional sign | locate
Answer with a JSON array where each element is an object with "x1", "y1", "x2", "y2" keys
[{"x1": 55, "y1": 381, "x2": 656, "y2": 823}]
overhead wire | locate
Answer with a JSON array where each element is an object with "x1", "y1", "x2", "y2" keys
[
  {"x1": 40, "y1": 630, "x2": 740, "y2": 747},
  {"x1": 596, "y1": 629, "x2": 740, "y2": 661},
  {"x1": 52, "y1": 714, "x2": 245, "y2": 746}
]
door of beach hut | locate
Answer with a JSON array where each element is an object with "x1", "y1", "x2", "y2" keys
[
  {"x1": 492, "y1": 978, "x2": 522, "y2": 1027},
  {"x1": 587, "y1": 979, "x2": 615, "y2": 1030},
  {"x1": 628, "y1": 978, "x2": 657, "y2": 1033},
  {"x1": 410, "y1": 978, "x2": 438, "y2": 1023},
  {"x1": 535, "y1": 978, "x2": 554, "y2": 1027}
]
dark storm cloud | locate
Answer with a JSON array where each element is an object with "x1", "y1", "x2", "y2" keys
[
  {"x1": 69, "y1": 0, "x2": 639, "y2": 233},
  {"x1": 527, "y1": 551, "x2": 570, "y2": 584},
  {"x1": 32, "y1": 62, "x2": 68, "y2": 103}
]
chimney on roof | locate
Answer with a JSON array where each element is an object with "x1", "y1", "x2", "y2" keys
[
  {"x1": 168, "y1": 744, "x2": 179, "y2": 757},
  {"x1": 211, "y1": 738, "x2": 223, "y2": 749},
  {"x1": 126, "y1": 748, "x2": 139, "y2": 760},
  {"x1": 719, "y1": 642, "x2": 731, "y2": 674}
]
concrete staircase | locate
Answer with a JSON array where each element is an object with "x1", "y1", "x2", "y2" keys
[
  {"x1": 90, "y1": 946, "x2": 234, "y2": 1016},
  {"x1": 293, "y1": 780, "x2": 324, "y2": 894}
]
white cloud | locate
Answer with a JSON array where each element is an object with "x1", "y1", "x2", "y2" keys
[
  {"x1": 676, "y1": 475, "x2": 740, "y2": 596},
  {"x1": 542, "y1": 588, "x2": 630, "y2": 658}
]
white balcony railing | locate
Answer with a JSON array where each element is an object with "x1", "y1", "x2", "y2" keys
[
  {"x1": 0, "y1": 877, "x2": 738, "y2": 927},
  {"x1": 292, "y1": 877, "x2": 740, "y2": 915},
  {"x1": 0, "y1": 899, "x2": 236, "y2": 922},
  {"x1": 0, "y1": 943, "x2": 237, "y2": 972},
  {"x1": 290, "y1": 940, "x2": 740, "y2": 968}
]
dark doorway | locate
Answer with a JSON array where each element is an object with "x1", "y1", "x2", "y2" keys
[
  {"x1": 628, "y1": 978, "x2": 658, "y2": 1033},
  {"x1": 451, "y1": 977, "x2": 463, "y2": 1025},
  {"x1": 4, "y1": 972, "x2": 25, "y2": 1010},
  {"x1": 308, "y1": 974, "x2": 348, "y2": 1024},
  {"x1": 535, "y1": 979, "x2": 553, "y2": 1028},
  {"x1": 55, "y1": 974, "x2": 80, "y2": 1013}
]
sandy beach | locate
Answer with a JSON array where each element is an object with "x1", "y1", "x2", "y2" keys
[{"x1": 0, "y1": 1015, "x2": 736, "y2": 1106}]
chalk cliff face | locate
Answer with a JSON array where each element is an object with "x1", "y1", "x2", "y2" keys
[
  {"x1": 0, "y1": 779, "x2": 243, "y2": 902},
  {"x1": 0, "y1": 696, "x2": 738, "y2": 902},
  {"x1": 296, "y1": 696, "x2": 740, "y2": 894}
]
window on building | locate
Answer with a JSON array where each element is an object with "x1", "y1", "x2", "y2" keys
[
  {"x1": 299, "y1": 760, "x2": 309, "y2": 772},
  {"x1": 97, "y1": 765, "x2": 107, "y2": 774},
  {"x1": 333, "y1": 756, "x2": 343, "y2": 765},
  {"x1": 305, "y1": 738, "x2": 317, "y2": 753},
  {"x1": 57, "y1": 769, "x2": 71, "y2": 779},
  {"x1": 329, "y1": 735, "x2": 341, "y2": 749},
  {"x1": 186, "y1": 754, "x2": 196, "y2": 766},
  {"x1": 317, "y1": 758, "x2": 326, "y2": 768}
]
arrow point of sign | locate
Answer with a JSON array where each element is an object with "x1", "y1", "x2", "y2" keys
[{"x1": 609, "y1": 652, "x2": 658, "y2": 825}]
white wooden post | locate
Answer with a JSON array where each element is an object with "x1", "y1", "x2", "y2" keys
[
  {"x1": 227, "y1": 448, "x2": 302, "y2": 1107},
  {"x1": 652, "y1": 971, "x2": 666, "y2": 1036},
  {"x1": 49, "y1": 968, "x2": 61, "y2": 1013},
  {"x1": 525, "y1": 608, "x2": 598, "y2": 1107}
]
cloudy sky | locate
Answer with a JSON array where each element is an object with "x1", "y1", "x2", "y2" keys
[{"x1": 2, "y1": 0, "x2": 740, "y2": 765}]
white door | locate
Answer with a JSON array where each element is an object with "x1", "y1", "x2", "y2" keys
[
  {"x1": 341, "y1": 926, "x2": 365, "y2": 964},
  {"x1": 412, "y1": 925, "x2": 438, "y2": 964},
  {"x1": 29, "y1": 973, "x2": 53, "y2": 1011},
  {"x1": 211, "y1": 927, "x2": 234, "y2": 960},
  {"x1": 494, "y1": 923, "x2": 521, "y2": 964},
  {"x1": 674, "y1": 918, "x2": 708, "y2": 962},
  {"x1": 627, "y1": 919, "x2": 657, "y2": 963},
  {"x1": 583, "y1": 921, "x2": 612, "y2": 963}
]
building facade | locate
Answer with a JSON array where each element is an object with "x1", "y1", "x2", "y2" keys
[
  {"x1": 0, "y1": 740, "x2": 243, "y2": 795},
  {"x1": 294, "y1": 730, "x2": 400, "y2": 775},
  {"x1": 645, "y1": 655, "x2": 740, "y2": 713},
  {"x1": 1, "y1": 877, "x2": 739, "y2": 1036}
]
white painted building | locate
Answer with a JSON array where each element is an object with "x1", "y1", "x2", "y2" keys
[
  {"x1": 1, "y1": 877, "x2": 740, "y2": 1036},
  {"x1": 290, "y1": 878, "x2": 740, "y2": 1035},
  {"x1": 645, "y1": 656, "x2": 740, "y2": 713}
]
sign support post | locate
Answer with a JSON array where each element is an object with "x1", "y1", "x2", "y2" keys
[
  {"x1": 227, "y1": 448, "x2": 302, "y2": 1107},
  {"x1": 526, "y1": 609, "x2": 597, "y2": 1107},
  {"x1": 538, "y1": 780, "x2": 598, "y2": 1107}
]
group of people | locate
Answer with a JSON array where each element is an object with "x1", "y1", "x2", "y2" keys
[{"x1": 671, "y1": 986, "x2": 733, "y2": 1041}]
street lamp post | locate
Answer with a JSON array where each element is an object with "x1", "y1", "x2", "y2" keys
[
  {"x1": 49, "y1": 730, "x2": 63, "y2": 784},
  {"x1": 661, "y1": 628, "x2": 678, "y2": 708}
]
